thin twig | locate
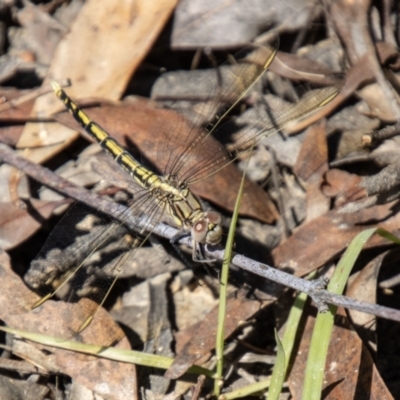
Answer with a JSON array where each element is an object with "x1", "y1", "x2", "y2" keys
[{"x1": 363, "y1": 120, "x2": 400, "y2": 146}]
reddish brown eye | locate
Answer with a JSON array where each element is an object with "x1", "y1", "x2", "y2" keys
[
  {"x1": 191, "y1": 219, "x2": 208, "y2": 243},
  {"x1": 205, "y1": 211, "x2": 222, "y2": 225}
]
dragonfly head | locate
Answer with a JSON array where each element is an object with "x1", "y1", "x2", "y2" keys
[{"x1": 191, "y1": 211, "x2": 222, "y2": 245}]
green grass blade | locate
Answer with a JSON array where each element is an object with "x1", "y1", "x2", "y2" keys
[
  {"x1": 219, "y1": 378, "x2": 271, "y2": 399},
  {"x1": 267, "y1": 329, "x2": 286, "y2": 400},
  {"x1": 267, "y1": 272, "x2": 317, "y2": 399},
  {"x1": 302, "y1": 227, "x2": 378, "y2": 400},
  {"x1": 0, "y1": 326, "x2": 214, "y2": 377},
  {"x1": 214, "y1": 151, "x2": 251, "y2": 396}
]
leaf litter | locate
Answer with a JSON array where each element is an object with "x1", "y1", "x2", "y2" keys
[{"x1": 0, "y1": 1, "x2": 400, "y2": 399}]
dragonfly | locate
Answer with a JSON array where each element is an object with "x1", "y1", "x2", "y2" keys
[{"x1": 22, "y1": 39, "x2": 342, "y2": 336}]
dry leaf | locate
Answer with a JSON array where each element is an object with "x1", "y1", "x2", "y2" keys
[
  {"x1": 0, "y1": 251, "x2": 137, "y2": 400},
  {"x1": 0, "y1": 199, "x2": 69, "y2": 250},
  {"x1": 18, "y1": 0, "x2": 179, "y2": 164}
]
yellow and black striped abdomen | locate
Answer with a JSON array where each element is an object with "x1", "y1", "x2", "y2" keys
[
  {"x1": 50, "y1": 81, "x2": 220, "y2": 246},
  {"x1": 51, "y1": 81, "x2": 160, "y2": 191}
]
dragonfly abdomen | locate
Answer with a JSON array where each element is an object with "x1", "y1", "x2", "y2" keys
[
  {"x1": 51, "y1": 81, "x2": 224, "y2": 248},
  {"x1": 51, "y1": 81, "x2": 162, "y2": 191}
]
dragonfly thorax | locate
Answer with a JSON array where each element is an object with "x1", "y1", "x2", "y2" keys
[{"x1": 157, "y1": 175, "x2": 223, "y2": 245}]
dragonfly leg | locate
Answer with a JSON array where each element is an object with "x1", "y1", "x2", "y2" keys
[
  {"x1": 192, "y1": 241, "x2": 217, "y2": 264},
  {"x1": 170, "y1": 230, "x2": 217, "y2": 264},
  {"x1": 170, "y1": 230, "x2": 197, "y2": 269}
]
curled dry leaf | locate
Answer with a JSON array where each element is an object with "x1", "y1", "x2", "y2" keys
[
  {"x1": 330, "y1": 0, "x2": 400, "y2": 120},
  {"x1": 330, "y1": 0, "x2": 372, "y2": 65}
]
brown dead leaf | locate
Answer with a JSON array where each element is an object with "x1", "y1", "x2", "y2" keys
[
  {"x1": 322, "y1": 169, "x2": 365, "y2": 207},
  {"x1": 346, "y1": 251, "x2": 388, "y2": 350},
  {"x1": 53, "y1": 97, "x2": 279, "y2": 224},
  {"x1": 0, "y1": 199, "x2": 70, "y2": 250},
  {"x1": 46, "y1": 0, "x2": 179, "y2": 106},
  {"x1": 293, "y1": 121, "x2": 330, "y2": 222},
  {"x1": 165, "y1": 290, "x2": 264, "y2": 379},
  {"x1": 330, "y1": 0, "x2": 400, "y2": 120},
  {"x1": 288, "y1": 306, "x2": 393, "y2": 399},
  {"x1": 18, "y1": 0, "x2": 179, "y2": 164},
  {"x1": 0, "y1": 126, "x2": 25, "y2": 147},
  {"x1": 0, "y1": 87, "x2": 35, "y2": 121},
  {"x1": 323, "y1": 159, "x2": 400, "y2": 209},
  {"x1": 294, "y1": 122, "x2": 328, "y2": 182},
  {"x1": 0, "y1": 251, "x2": 136, "y2": 400},
  {"x1": 272, "y1": 200, "x2": 400, "y2": 276},
  {"x1": 0, "y1": 86, "x2": 38, "y2": 146}
]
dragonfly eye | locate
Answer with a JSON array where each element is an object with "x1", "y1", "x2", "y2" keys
[
  {"x1": 191, "y1": 220, "x2": 208, "y2": 243},
  {"x1": 206, "y1": 224, "x2": 223, "y2": 245},
  {"x1": 204, "y1": 211, "x2": 222, "y2": 226},
  {"x1": 191, "y1": 216, "x2": 223, "y2": 246},
  {"x1": 204, "y1": 211, "x2": 223, "y2": 245}
]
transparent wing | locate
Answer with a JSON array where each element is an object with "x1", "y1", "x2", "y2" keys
[
  {"x1": 183, "y1": 78, "x2": 342, "y2": 184},
  {"x1": 158, "y1": 39, "x2": 279, "y2": 179},
  {"x1": 21, "y1": 186, "x2": 166, "y2": 339},
  {"x1": 153, "y1": 38, "x2": 342, "y2": 184}
]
